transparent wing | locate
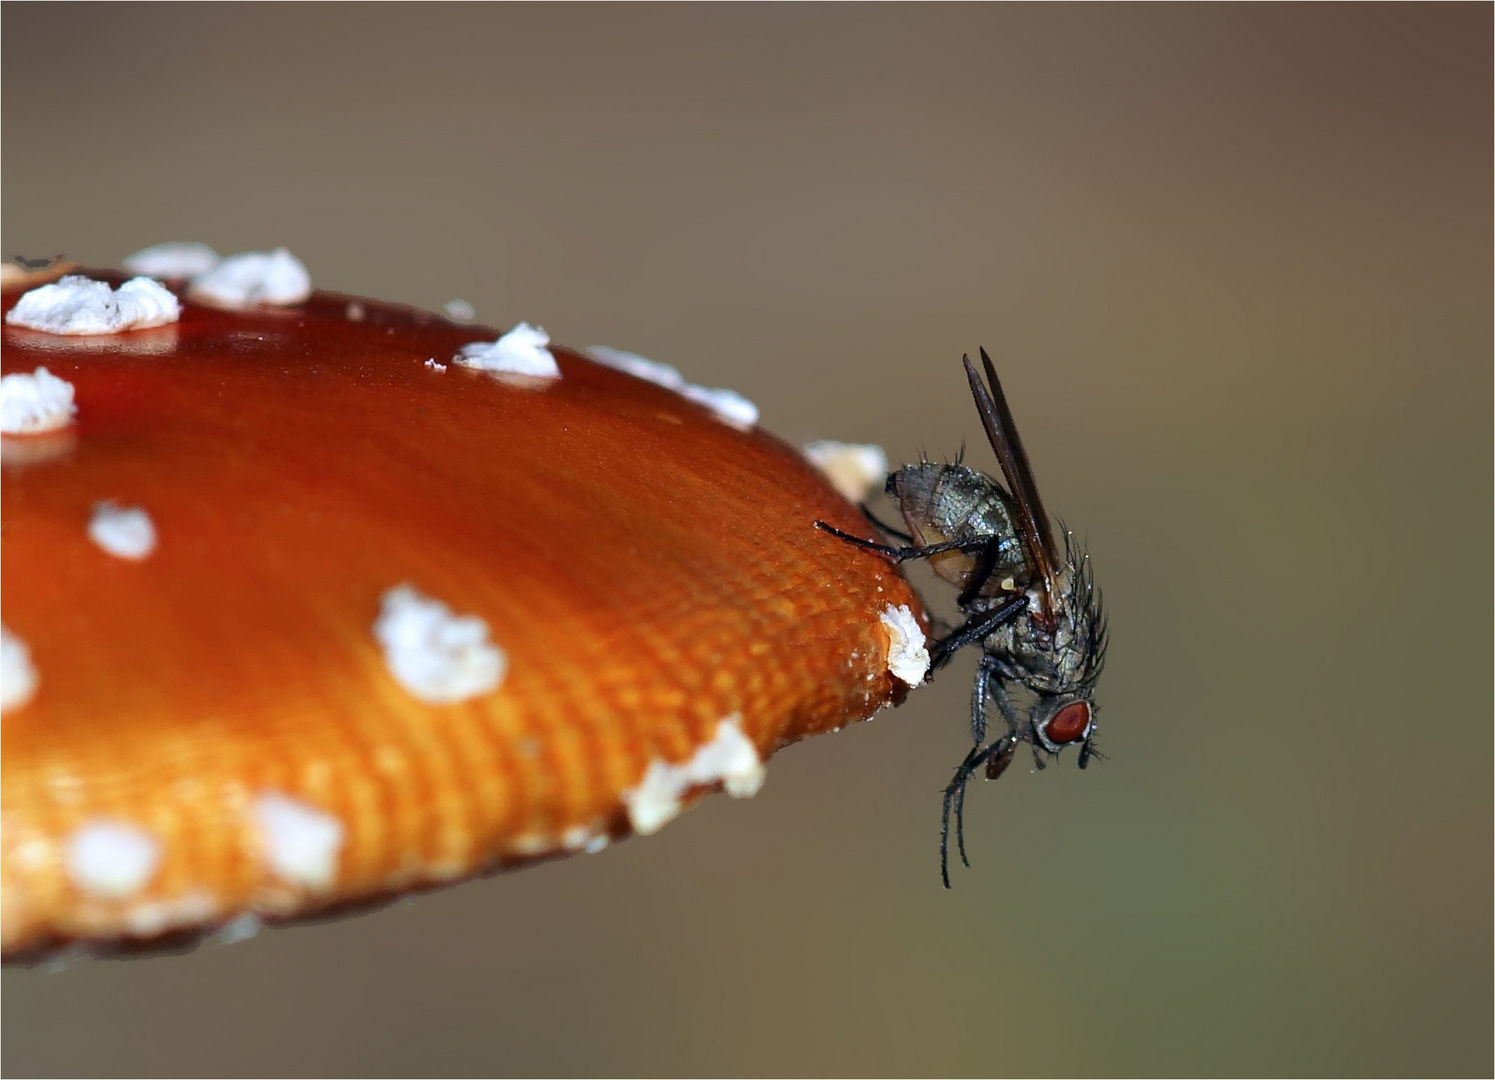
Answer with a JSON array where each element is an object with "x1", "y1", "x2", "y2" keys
[{"x1": 962, "y1": 349, "x2": 1060, "y2": 623}]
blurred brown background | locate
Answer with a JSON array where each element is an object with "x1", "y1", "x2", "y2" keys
[{"x1": 3, "y1": 4, "x2": 1490, "y2": 1076}]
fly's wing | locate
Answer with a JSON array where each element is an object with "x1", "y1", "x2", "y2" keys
[{"x1": 962, "y1": 349, "x2": 1061, "y2": 624}]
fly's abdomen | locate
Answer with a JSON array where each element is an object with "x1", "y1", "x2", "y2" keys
[{"x1": 889, "y1": 463, "x2": 1027, "y2": 592}]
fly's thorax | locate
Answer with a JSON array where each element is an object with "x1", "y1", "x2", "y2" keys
[
  {"x1": 984, "y1": 545, "x2": 1106, "y2": 699},
  {"x1": 888, "y1": 463, "x2": 1027, "y2": 591}
]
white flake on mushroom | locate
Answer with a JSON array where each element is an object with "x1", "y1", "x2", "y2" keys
[
  {"x1": 879, "y1": 604, "x2": 930, "y2": 686},
  {"x1": 623, "y1": 715, "x2": 766, "y2": 836},
  {"x1": 374, "y1": 585, "x2": 506, "y2": 704},
  {"x1": 1, "y1": 625, "x2": 38, "y2": 714},
  {"x1": 681, "y1": 385, "x2": 759, "y2": 429},
  {"x1": 587, "y1": 344, "x2": 758, "y2": 428},
  {"x1": 6, "y1": 275, "x2": 180, "y2": 335},
  {"x1": 443, "y1": 299, "x2": 476, "y2": 322},
  {"x1": 209, "y1": 912, "x2": 263, "y2": 946},
  {"x1": 587, "y1": 346, "x2": 686, "y2": 391},
  {"x1": 64, "y1": 820, "x2": 163, "y2": 899},
  {"x1": 0, "y1": 367, "x2": 76, "y2": 436},
  {"x1": 122, "y1": 892, "x2": 219, "y2": 937},
  {"x1": 87, "y1": 503, "x2": 157, "y2": 561},
  {"x1": 122, "y1": 241, "x2": 221, "y2": 279},
  {"x1": 188, "y1": 247, "x2": 311, "y2": 307},
  {"x1": 510, "y1": 834, "x2": 554, "y2": 856},
  {"x1": 803, "y1": 440, "x2": 889, "y2": 502},
  {"x1": 454, "y1": 322, "x2": 559, "y2": 378},
  {"x1": 253, "y1": 792, "x2": 345, "y2": 889},
  {"x1": 561, "y1": 824, "x2": 598, "y2": 851}
]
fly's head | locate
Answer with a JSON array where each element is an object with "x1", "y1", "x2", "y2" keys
[{"x1": 1029, "y1": 695, "x2": 1097, "y2": 767}]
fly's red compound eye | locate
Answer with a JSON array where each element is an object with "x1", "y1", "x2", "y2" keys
[{"x1": 1046, "y1": 701, "x2": 1092, "y2": 745}]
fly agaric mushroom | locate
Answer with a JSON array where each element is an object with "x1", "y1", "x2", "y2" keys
[{"x1": 0, "y1": 259, "x2": 926, "y2": 960}]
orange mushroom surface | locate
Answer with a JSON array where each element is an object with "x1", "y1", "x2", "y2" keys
[{"x1": 0, "y1": 266, "x2": 924, "y2": 959}]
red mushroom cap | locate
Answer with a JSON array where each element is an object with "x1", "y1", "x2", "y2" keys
[{"x1": 1, "y1": 265, "x2": 924, "y2": 959}]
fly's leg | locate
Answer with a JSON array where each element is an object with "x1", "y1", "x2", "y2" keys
[
  {"x1": 929, "y1": 594, "x2": 1028, "y2": 669},
  {"x1": 987, "y1": 677, "x2": 1025, "y2": 742},
  {"x1": 969, "y1": 653, "x2": 1003, "y2": 746},
  {"x1": 957, "y1": 670, "x2": 1022, "y2": 867},
  {"x1": 813, "y1": 521, "x2": 985, "y2": 564},
  {"x1": 945, "y1": 669, "x2": 1021, "y2": 879},
  {"x1": 923, "y1": 614, "x2": 958, "y2": 640},
  {"x1": 941, "y1": 738, "x2": 1014, "y2": 888},
  {"x1": 966, "y1": 740, "x2": 1017, "y2": 862},
  {"x1": 857, "y1": 503, "x2": 914, "y2": 543},
  {"x1": 828, "y1": 517, "x2": 1009, "y2": 607},
  {"x1": 985, "y1": 742, "x2": 1017, "y2": 780},
  {"x1": 1077, "y1": 737, "x2": 1105, "y2": 770},
  {"x1": 956, "y1": 538, "x2": 1007, "y2": 608}
]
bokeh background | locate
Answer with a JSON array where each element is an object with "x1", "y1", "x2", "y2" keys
[{"x1": 3, "y1": 5, "x2": 1489, "y2": 1076}]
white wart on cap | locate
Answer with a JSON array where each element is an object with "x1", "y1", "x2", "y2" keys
[
  {"x1": 587, "y1": 344, "x2": 758, "y2": 428},
  {"x1": 65, "y1": 821, "x2": 163, "y2": 898},
  {"x1": 5, "y1": 275, "x2": 180, "y2": 335},
  {"x1": 0, "y1": 367, "x2": 76, "y2": 435},
  {"x1": 374, "y1": 585, "x2": 506, "y2": 704},
  {"x1": 587, "y1": 345, "x2": 686, "y2": 391},
  {"x1": 454, "y1": 323, "x2": 559, "y2": 378},
  {"x1": 87, "y1": 503, "x2": 157, "y2": 561},
  {"x1": 253, "y1": 792, "x2": 345, "y2": 890},
  {"x1": 803, "y1": 440, "x2": 889, "y2": 502},
  {"x1": 879, "y1": 604, "x2": 930, "y2": 686},
  {"x1": 623, "y1": 716, "x2": 766, "y2": 836},
  {"x1": 1, "y1": 625, "x2": 38, "y2": 714},
  {"x1": 189, "y1": 248, "x2": 311, "y2": 307},
  {"x1": 122, "y1": 242, "x2": 221, "y2": 279}
]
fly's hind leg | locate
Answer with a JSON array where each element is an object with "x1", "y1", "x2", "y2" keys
[
  {"x1": 986, "y1": 675, "x2": 1025, "y2": 743},
  {"x1": 943, "y1": 663, "x2": 1021, "y2": 885},
  {"x1": 969, "y1": 653, "x2": 1003, "y2": 746},
  {"x1": 941, "y1": 738, "x2": 1015, "y2": 888}
]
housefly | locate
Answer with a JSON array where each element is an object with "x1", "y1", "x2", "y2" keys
[{"x1": 817, "y1": 349, "x2": 1107, "y2": 886}]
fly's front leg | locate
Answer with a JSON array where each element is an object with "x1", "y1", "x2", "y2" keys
[
  {"x1": 929, "y1": 594, "x2": 1027, "y2": 670},
  {"x1": 813, "y1": 521, "x2": 985, "y2": 565},
  {"x1": 1077, "y1": 737, "x2": 1103, "y2": 770},
  {"x1": 922, "y1": 613, "x2": 958, "y2": 640}
]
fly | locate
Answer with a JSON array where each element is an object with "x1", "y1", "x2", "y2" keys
[{"x1": 817, "y1": 349, "x2": 1107, "y2": 887}]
